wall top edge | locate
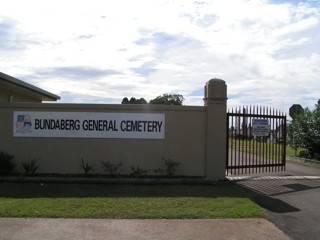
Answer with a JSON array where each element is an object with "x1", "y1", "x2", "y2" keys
[{"x1": 0, "y1": 103, "x2": 206, "y2": 112}]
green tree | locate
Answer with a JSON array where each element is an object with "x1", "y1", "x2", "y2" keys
[
  {"x1": 149, "y1": 94, "x2": 184, "y2": 105},
  {"x1": 288, "y1": 100, "x2": 320, "y2": 160},
  {"x1": 121, "y1": 97, "x2": 147, "y2": 104},
  {"x1": 121, "y1": 97, "x2": 129, "y2": 104}
]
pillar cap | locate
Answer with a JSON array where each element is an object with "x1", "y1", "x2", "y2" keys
[
  {"x1": 208, "y1": 78, "x2": 225, "y2": 83},
  {"x1": 204, "y1": 78, "x2": 227, "y2": 105}
]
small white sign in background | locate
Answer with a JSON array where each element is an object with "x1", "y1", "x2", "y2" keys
[
  {"x1": 252, "y1": 119, "x2": 270, "y2": 137},
  {"x1": 13, "y1": 111, "x2": 165, "y2": 139}
]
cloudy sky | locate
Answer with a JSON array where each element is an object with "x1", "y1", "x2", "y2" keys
[{"x1": 1, "y1": 0, "x2": 319, "y2": 113}]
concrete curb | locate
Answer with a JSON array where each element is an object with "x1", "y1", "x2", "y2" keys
[{"x1": 0, "y1": 176, "x2": 229, "y2": 185}]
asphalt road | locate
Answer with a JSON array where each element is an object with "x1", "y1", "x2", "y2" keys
[{"x1": 232, "y1": 162, "x2": 320, "y2": 240}]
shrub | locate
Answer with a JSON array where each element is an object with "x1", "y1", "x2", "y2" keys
[
  {"x1": 79, "y1": 158, "x2": 95, "y2": 175},
  {"x1": 298, "y1": 149, "x2": 311, "y2": 159},
  {"x1": 162, "y1": 157, "x2": 181, "y2": 177},
  {"x1": 101, "y1": 160, "x2": 122, "y2": 176},
  {"x1": 22, "y1": 159, "x2": 39, "y2": 175},
  {"x1": 0, "y1": 151, "x2": 15, "y2": 175},
  {"x1": 130, "y1": 166, "x2": 148, "y2": 178},
  {"x1": 153, "y1": 168, "x2": 164, "y2": 175}
]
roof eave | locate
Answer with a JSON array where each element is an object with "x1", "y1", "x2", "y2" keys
[{"x1": 0, "y1": 72, "x2": 60, "y2": 101}]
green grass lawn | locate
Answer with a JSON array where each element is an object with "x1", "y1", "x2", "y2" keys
[
  {"x1": 286, "y1": 145, "x2": 305, "y2": 157},
  {"x1": 228, "y1": 138, "x2": 285, "y2": 161},
  {"x1": 228, "y1": 138, "x2": 304, "y2": 158},
  {"x1": 0, "y1": 183, "x2": 263, "y2": 219}
]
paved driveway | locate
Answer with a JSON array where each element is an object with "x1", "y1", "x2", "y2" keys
[
  {"x1": 0, "y1": 218, "x2": 290, "y2": 240},
  {"x1": 231, "y1": 162, "x2": 320, "y2": 240}
]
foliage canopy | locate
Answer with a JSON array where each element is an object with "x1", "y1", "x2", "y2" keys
[
  {"x1": 121, "y1": 94, "x2": 184, "y2": 105},
  {"x1": 287, "y1": 100, "x2": 320, "y2": 160},
  {"x1": 149, "y1": 94, "x2": 184, "y2": 105},
  {"x1": 121, "y1": 97, "x2": 147, "y2": 104}
]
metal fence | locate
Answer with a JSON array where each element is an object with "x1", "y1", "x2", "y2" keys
[{"x1": 226, "y1": 106, "x2": 286, "y2": 175}]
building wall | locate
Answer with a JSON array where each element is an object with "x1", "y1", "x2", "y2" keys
[
  {"x1": 0, "y1": 87, "x2": 41, "y2": 103},
  {"x1": 0, "y1": 103, "x2": 207, "y2": 176}
]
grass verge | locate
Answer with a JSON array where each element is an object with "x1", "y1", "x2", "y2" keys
[{"x1": 0, "y1": 183, "x2": 263, "y2": 219}]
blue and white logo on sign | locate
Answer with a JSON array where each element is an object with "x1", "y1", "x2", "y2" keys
[{"x1": 15, "y1": 114, "x2": 32, "y2": 133}]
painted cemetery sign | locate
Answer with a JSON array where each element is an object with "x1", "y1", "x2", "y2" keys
[{"x1": 13, "y1": 111, "x2": 165, "y2": 139}]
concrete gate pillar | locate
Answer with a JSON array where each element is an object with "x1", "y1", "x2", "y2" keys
[{"x1": 204, "y1": 79, "x2": 227, "y2": 180}]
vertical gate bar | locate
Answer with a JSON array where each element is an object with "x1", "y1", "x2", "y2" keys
[
  {"x1": 251, "y1": 106, "x2": 253, "y2": 173},
  {"x1": 226, "y1": 111, "x2": 229, "y2": 175},
  {"x1": 279, "y1": 112, "x2": 282, "y2": 171},
  {"x1": 240, "y1": 107, "x2": 243, "y2": 175},
  {"x1": 272, "y1": 108, "x2": 274, "y2": 173},
  {"x1": 242, "y1": 107, "x2": 248, "y2": 173},
  {"x1": 232, "y1": 109, "x2": 237, "y2": 174},
  {"x1": 256, "y1": 106, "x2": 259, "y2": 173},
  {"x1": 255, "y1": 106, "x2": 258, "y2": 173},
  {"x1": 278, "y1": 112, "x2": 283, "y2": 171},
  {"x1": 236, "y1": 107, "x2": 239, "y2": 175},
  {"x1": 260, "y1": 106, "x2": 263, "y2": 173},
  {"x1": 233, "y1": 110, "x2": 235, "y2": 175},
  {"x1": 231, "y1": 108, "x2": 237, "y2": 174},
  {"x1": 262, "y1": 106, "x2": 264, "y2": 173},
  {"x1": 230, "y1": 108, "x2": 237, "y2": 174},
  {"x1": 259, "y1": 106, "x2": 262, "y2": 173},
  {"x1": 267, "y1": 106, "x2": 270, "y2": 173},
  {"x1": 262, "y1": 107, "x2": 266, "y2": 172},
  {"x1": 251, "y1": 106, "x2": 254, "y2": 174},
  {"x1": 276, "y1": 109, "x2": 279, "y2": 171},
  {"x1": 238, "y1": 107, "x2": 241, "y2": 174},
  {"x1": 229, "y1": 109, "x2": 232, "y2": 175},
  {"x1": 270, "y1": 108, "x2": 273, "y2": 173},
  {"x1": 284, "y1": 113, "x2": 287, "y2": 171},
  {"x1": 268, "y1": 107, "x2": 272, "y2": 173},
  {"x1": 279, "y1": 112, "x2": 282, "y2": 172},
  {"x1": 265, "y1": 107, "x2": 268, "y2": 173},
  {"x1": 273, "y1": 108, "x2": 276, "y2": 172},
  {"x1": 274, "y1": 110, "x2": 277, "y2": 172},
  {"x1": 253, "y1": 106, "x2": 258, "y2": 173},
  {"x1": 242, "y1": 107, "x2": 245, "y2": 174},
  {"x1": 282, "y1": 113, "x2": 286, "y2": 171},
  {"x1": 231, "y1": 109, "x2": 234, "y2": 174},
  {"x1": 264, "y1": 106, "x2": 267, "y2": 173},
  {"x1": 241, "y1": 107, "x2": 244, "y2": 174},
  {"x1": 249, "y1": 106, "x2": 252, "y2": 174},
  {"x1": 276, "y1": 115, "x2": 278, "y2": 173},
  {"x1": 245, "y1": 106, "x2": 248, "y2": 173},
  {"x1": 265, "y1": 107, "x2": 270, "y2": 172},
  {"x1": 277, "y1": 111, "x2": 282, "y2": 172},
  {"x1": 272, "y1": 108, "x2": 275, "y2": 172},
  {"x1": 230, "y1": 112, "x2": 232, "y2": 174},
  {"x1": 255, "y1": 105, "x2": 258, "y2": 173}
]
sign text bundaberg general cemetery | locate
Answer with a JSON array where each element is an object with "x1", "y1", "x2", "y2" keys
[{"x1": 13, "y1": 112, "x2": 165, "y2": 139}]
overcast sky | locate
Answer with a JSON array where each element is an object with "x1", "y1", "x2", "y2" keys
[{"x1": 1, "y1": 0, "x2": 319, "y2": 113}]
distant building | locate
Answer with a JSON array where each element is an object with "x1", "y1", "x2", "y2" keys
[{"x1": 0, "y1": 72, "x2": 60, "y2": 103}]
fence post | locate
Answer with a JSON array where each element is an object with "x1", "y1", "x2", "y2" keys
[{"x1": 204, "y1": 79, "x2": 227, "y2": 179}]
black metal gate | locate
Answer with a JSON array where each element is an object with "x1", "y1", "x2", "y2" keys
[{"x1": 226, "y1": 106, "x2": 286, "y2": 175}]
